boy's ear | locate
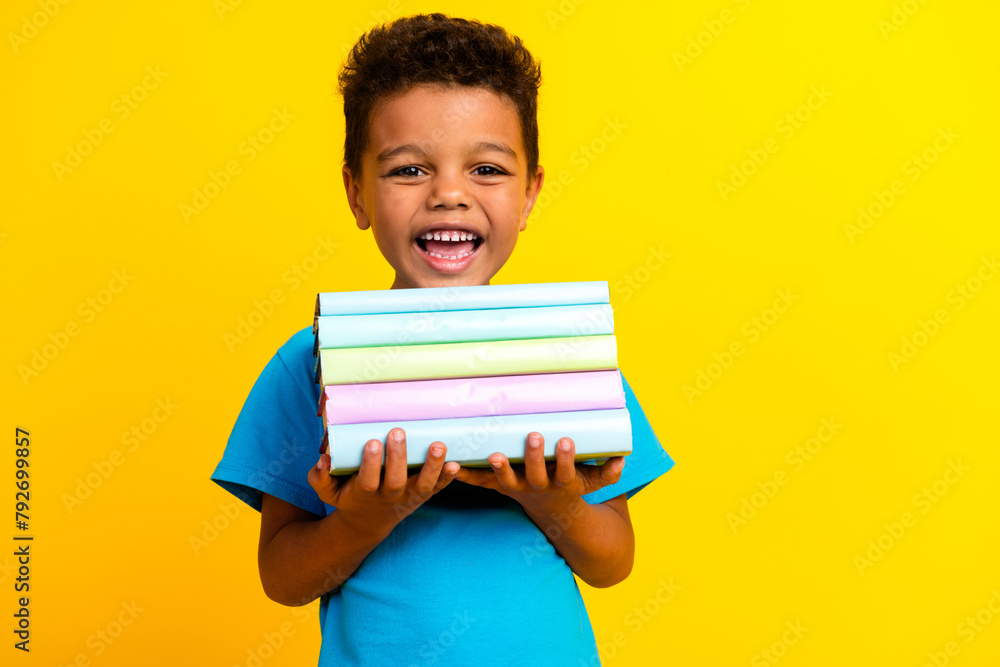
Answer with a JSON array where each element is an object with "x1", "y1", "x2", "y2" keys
[
  {"x1": 342, "y1": 166, "x2": 371, "y2": 231},
  {"x1": 519, "y1": 165, "x2": 545, "y2": 232}
]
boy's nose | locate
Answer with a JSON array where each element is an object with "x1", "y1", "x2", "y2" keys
[{"x1": 428, "y1": 172, "x2": 470, "y2": 209}]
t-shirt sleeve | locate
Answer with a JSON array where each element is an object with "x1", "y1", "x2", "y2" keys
[
  {"x1": 210, "y1": 327, "x2": 326, "y2": 517},
  {"x1": 581, "y1": 372, "x2": 674, "y2": 505}
]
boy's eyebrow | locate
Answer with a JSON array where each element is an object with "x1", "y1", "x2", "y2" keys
[
  {"x1": 375, "y1": 141, "x2": 518, "y2": 164},
  {"x1": 376, "y1": 144, "x2": 424, "y2": 164},
  {"x1": 470, "y1": 141, "x2": 518, "y2": 160}
]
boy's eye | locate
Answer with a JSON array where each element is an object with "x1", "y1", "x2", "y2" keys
[
  {"x1": 390, "y1": 165, "x2": 426, "y2": 177},
  {"x1": 473, "y1": 165, "x2": 506, "y2": 176}
]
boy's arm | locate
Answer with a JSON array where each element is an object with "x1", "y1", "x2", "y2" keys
[
  {"x1": 454, "y1": 433, "x2": 634, "y2": 588},
  {"x1": 258, "y1": 494, "x2": 387, "y2": 606},
  {"x1": 258, "y1": 429, "x2": 457, "y2": 606},
  {"x1": 521, "y1": 492, "x2": 633, "y2": 589}
]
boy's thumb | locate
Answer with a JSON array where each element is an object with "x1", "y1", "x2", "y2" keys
[{"x1": 308, "y1": 454, "x2": 331, "y2": 490}]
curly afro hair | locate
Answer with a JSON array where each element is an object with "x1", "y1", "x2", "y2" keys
[{"x1": 338, "y1": 13, "x2": 541, "y2": 179}]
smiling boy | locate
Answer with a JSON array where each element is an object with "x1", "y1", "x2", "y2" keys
[
  {"x1": 211, "y1": 14, "x2": 673, "y2": 666},
  {"x1": 346, "y1": 84, "x2": 531, "y2": 288}
]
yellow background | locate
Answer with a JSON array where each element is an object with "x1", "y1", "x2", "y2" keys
[{"x1": 3, "y1": 0, "x2": 998, "y2": 664}]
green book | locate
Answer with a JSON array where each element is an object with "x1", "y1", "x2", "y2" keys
[{"x1": 317, "y1": 335, "x2": 618, "y2": 386}]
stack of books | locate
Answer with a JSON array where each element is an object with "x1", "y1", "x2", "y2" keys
[{"x1": 313, "y1": 282, "x2": 632, "y2": 474}]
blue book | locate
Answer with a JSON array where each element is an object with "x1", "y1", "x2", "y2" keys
[
  {"x1": 314, "y1": 304, "x2": 614, "y2": 350},
  {"x1": 323, "y1": 408, "x2": 633, "y2": 475},
  {"x1": 314, "y1": 281, "x2": 609, "y2": 320}
]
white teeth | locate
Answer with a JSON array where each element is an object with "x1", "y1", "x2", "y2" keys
[
  {"x1": 427, "y1": 250, "x2": 472, "y2": 260},
  {"x1": 419, "y1": 230, "x2": 480, "y2": 244}
]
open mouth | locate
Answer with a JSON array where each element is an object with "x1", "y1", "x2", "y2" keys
[{"x1": 414, "y1": 229, "x2": 484, "y2": 260}]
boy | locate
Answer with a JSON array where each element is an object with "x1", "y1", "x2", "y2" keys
[{"x1": 211, "y1": 13, "x2": 674, "y2": 665}]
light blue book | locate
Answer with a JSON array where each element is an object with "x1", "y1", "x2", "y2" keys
[
  {"x1": 324, "y1": 408, "x2": 632, "y2": 474},
  {"x1": 314, "y1": 281, "x2": 609, "y2": 318},
  {"x1": 315, "y1": 304, "x2": 614, "y2": 350}
]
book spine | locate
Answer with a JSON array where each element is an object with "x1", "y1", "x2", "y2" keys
[
  {"x1": 316, "y1": 304, "x2": 614, "y2": 350},
  {"x1": 326, "y1": 408, "x2": 633, "y2": 474},
  {"x1": 315, "y1": 281, "x2": 609, "y2": 317},
  {"x1": 322, "y1": 370, "x2": 626, "y2": 424},
  {"x1": 318, "y1": 335, "x2": 619, "y2": 385}
]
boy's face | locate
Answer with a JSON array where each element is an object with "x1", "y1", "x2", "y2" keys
[{"x1": 343, "y1": 84, "x2": 544, "y2": 289}]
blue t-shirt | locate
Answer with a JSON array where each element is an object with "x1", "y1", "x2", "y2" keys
[{"x1": 211, "y1": 327, "x2": 674, "y2": 666}]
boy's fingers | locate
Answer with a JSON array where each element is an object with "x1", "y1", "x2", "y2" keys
[
  {"x1": 523, "y1": 433, "x2": 549, "y2": 489},
  {"x1": 355, "y1": 440, "x2": 383, "y2": 494},
  {"x1": 553, "y1": 438, "x2": 576, "y2": 487},
  {"x1": 489, "y1": 454, "x2": 520, "y2": 490},
  {"x1": 435, "y1": 461, "x2": 461, "y2": 492},
  {"x1": 413, "y1": 442, "x2": 447, "y2": 496},
  {"x1": 582, "y1": 456, "x2": 625, "y2": 493},
  {"x1": 383, "y1": 428, "x2": 408, "y2": 493},
  {"x1": 453, "y1": 466, "x2": 497, "y2": 489},
  {"x1": 600, "y1": 456, "x2": 625, "y2": 486}
]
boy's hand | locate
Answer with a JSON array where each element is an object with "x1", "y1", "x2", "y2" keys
[
  {"x1": 307, "y1": 428, "x2": 459, "y2": 535},
  {"x1": 453, "y1": 433, "x2": 624, "y2": 516}
]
